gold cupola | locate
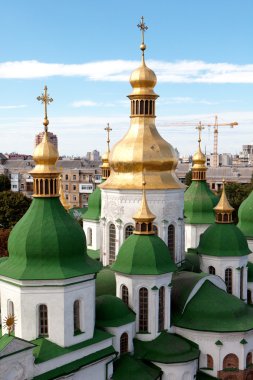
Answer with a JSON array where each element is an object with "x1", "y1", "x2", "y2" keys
[
  {"x1": 101, "y1": 123, "x2": 112, "y2": 181},
  {"x1": 31, "y1": 86, "x2": 60, "y2": 197},
  {"x1": 133, "y1": 180, "x2": 156, "y2": 235},
  {"x1": 192, "y1": 122, "x2": 207, "y2": 181},
  {"x1": 100, "y1": 17, "x2": 183, "y2": 191},
  {"x1": 214, "y1": 180, "x2": 234, "y2": 223}
]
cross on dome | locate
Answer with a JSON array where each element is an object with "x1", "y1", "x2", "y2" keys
[
  {"x1": 37, "y1": 85, "x2": 54, "y2": 132},
  {"x1": 137, "y1": 16, "x2": 148, "y2": 55}
]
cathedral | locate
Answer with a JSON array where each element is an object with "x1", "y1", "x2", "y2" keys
[{"x1": 1, "y1": 18, "x2": 253, "y2": 380}]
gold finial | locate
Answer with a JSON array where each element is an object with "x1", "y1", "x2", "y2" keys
[
  {"x1": 192, "y1": 122, "x2": 206, "y2": 181},
  {"x1": 104, "y1": 123, "x2": 112, "y2": 154},
  {"x1": 37, "y1": 85, "x2": 53, "y2": 132},
  {"x1": 214, "y1": 179, "x2": 234, "y2": 223},
  {"x1": 133, "y1": 176, "x2": 156, "y2": 235},
  {"x1": 137, "y1": 16, "x2": 148, "y2": 57}
]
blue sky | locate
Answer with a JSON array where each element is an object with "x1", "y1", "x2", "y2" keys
[{"x1": 0, "y1": 0, "x2": 253, "y2": 156}]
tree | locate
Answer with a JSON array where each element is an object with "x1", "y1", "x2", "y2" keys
[
  {"x1": 0, "y1": 174, "x2": 11, "y2": 192},
  {"x1": 185, "y1": 170, "x2": 192, "y2": 187},
  {"x1": 0, "y1": 191, "x2": 32, "y2": 229},
  {"x1": 220, "y1": 182, "x2": 253, "y2": 223},
  {"x1": 0, "y1": 228, "x2": 11, "y2": 256}
]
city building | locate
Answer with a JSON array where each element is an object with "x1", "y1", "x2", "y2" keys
[{"x1": 35, "y1": 130, "x2": 58, "y2": 149}]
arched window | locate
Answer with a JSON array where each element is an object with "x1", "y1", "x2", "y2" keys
[
  {"x1": 73, "y1": 300, "x2": 80, "y2": 333},
  {"x1": 207, "y1": 354, "x2": 213, "y2": 369},
  {"x1": 87, "y1": 228, "x2": 92, "y2": 246},
  {"x1": 158, "y1": 286, "x2": 165, "y2": 331},
  {"x1": 248, "y1": 289, "x2": 252, "y2": 304},
  {"x1": 247, "y1": 352, "x2": 252, "y2": 367},
  {"x1": 223, "y1": 353, "x2": 239, "y2": 369},
  {"x1": 45, "y1": 179, "x2": 49, "y2": 194},
  {"x1": 40, "y1": 179, "x2": 43, "y2": 194},
  {"x1": 125, "y1": 225, "x2": 134, "y2": 239},
  {"x1": 168, "y1": 224, "x2": 175, "y2": 261},
  {"x1": 225, "y1": 268, "x2": 233, "y2": 294},
  {"x1": 240, "y1": 267, "x2": 244, "y2": 299},
  {"x1": 50, "y1": 179, "x2": 54, "y2": 194},
  {"x1": 120, "y1": 332, "x2": 128, "y2": 354},
  {"x1": 122, "y1": 285, "x2": 129, "y2": 306},
  {"x1": 153, "y1": 225, "x2": 158, "y2": 236},
  {"x1": 139, "y1": 287, "x2": 148, "y2": 332},
  {"x1": 209, "y1": 266, "x2": 216, "y2": 275},
  {"x1": 39, "y1": 304, "x2": 48, "y2": 337},
  {"x1": 109, "y1": 224, "x2": 116, "y2": 265}
]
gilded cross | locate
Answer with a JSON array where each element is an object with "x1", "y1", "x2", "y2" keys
[
  {"x1": 196, "y1": 121, "x2": 205, "y2": 143},
  {"x1": 137, "y1": 16, "x2": 148, "y2": 47},
  {"x1": 104, "y1": 123, "x2": 112, "y2": 153},
  {"x1": 37, "y1": 85, "x2": 53, "y2": 131}
]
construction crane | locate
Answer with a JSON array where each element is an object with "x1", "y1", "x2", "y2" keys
[
  {"x1": 158, "y1": 115, "x2": 238, "y2": 167},
  {"x1": 207, "y1": 115, "x2": 238, "y2": 168}
]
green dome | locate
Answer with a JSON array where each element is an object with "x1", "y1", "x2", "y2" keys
[
  {"x1": 96, "y1": 267, "x2": 116, "y2": 296},
  {"x1": 83, "y1": 186, "x2": 101, "y2": 221},
  {"x1": 112, "y1": 234, "x2": 177, "y2": 275},
  {"x1": 96, "y1": 295, "x2": 135, "y2": 327},
  {"x1": 182, "y1": 251, "x2": 201, "y2": 272},
  {"x1": 238, "y1": 191, "x2": 253, "y2": 238},
  {"x1": 197, "y1": 223, "x2": 250, "y2": 257},
  {"x1": 0, "y1": 198, "x2": 100, "y2": 280},
  {"x1": 172, "y1": 280, "x2": 253, "y2": 332},
  {"x1": 184, "y1": 181, "x2": 218, "y2": 224}
]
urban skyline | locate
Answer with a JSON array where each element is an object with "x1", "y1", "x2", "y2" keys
[{"x1": 0, "y1": 1, "x2": 253, "y2": 156}]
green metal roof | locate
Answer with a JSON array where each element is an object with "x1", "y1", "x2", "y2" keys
[
  {"x1": 113, "y1": 354, "x2": 162, "y2": 380},
  {"x1": 0, "y1": 197, "x2": 100, "y2": 280},
  {"x1": 134, "y1": 331, "x2": 199, "y2": 364},
  {"x1": 181, "y1": 252, "x2": 201, "y2": 273},
  {"x1": 112, "y1": 234, "x2": 177, "y2": 275},
  {"x1": 96, "y1": 267, "x2": 116, "y2": 297},
  {"x1": 196, "y1": 371, "x2": 218, "y2": 380},
  {"x1": 197, "y1": 223, "x2": 250, "y2": 257},
  {"x1": 32, "y1": 329, "x2": 113, "y2": 364},
  {"x1": 96, "y1": 295, "x2": 135, "y2": 327},
  {"x1": 184, "y1": 181, "x2": 218, "y2": 224},
  {"x1": 33, "y1": 346, "x2": 116, "y2": 380},
  {"x1": 83, "y1": 187, "x2": 101, "y2": 221},
  {"x1": 172, "y1": 280, "x2": 253, "y2": 332},
  {"x1": 238, "y1": 190, "x2": 253, "y2": 238}
]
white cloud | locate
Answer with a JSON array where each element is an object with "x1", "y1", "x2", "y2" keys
[
  {"x1": 0, "y1": 104, "x2": 27, "y2": 109},
  {"x1": 1, "y1": 59, "x2": 253, "y2": 83},
  {"x1": 71, "y1": 100, "x2": 98, "y2": 107}
]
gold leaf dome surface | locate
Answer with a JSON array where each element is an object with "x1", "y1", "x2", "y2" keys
[
  {"x1": 192, "y1": 146, "x2": 206, "y2": 169},
  {"x1": 129, "y1": 58, "x2": 157, "y2": 96},
  {"x1": 32, "y1": 132, "x2": 59, "y2": 174}
]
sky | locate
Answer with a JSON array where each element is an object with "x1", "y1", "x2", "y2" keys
[{"x1": 0, "y1": 0, "x2": 253, "y2": 157}]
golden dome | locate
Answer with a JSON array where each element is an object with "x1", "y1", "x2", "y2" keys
[
  {"x1": 133, "y1": 181, "x2": 156, "y2": 235},
  {"x1": 32, "y1": 132, "x2": 59, "y2": 174},
  {"x1": 214, "y1": 181, "x2": 234, "y2": 213},
  {"x1": 100, "y1": 20, "x2": 184, "y2": 191},
  {"x1": 192, "y1": 146, "x2": 206, "y2": 169},
  {"x1": 129, "y1": 57, "x2": 157, "y2": 96}
]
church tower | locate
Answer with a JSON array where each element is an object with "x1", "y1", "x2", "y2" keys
[
  {"x1": 100, "y1": 18, "x2": 185, "y2": 266},
  {"x1": 184, "y1": 123, "x2": 218, "y2": 250},
  {"x1": 112, "y1": 181, "x2": 177, "y2": 341},
  {"x1": 0, "y1": 86, "x2": 100, "y2": 346}
]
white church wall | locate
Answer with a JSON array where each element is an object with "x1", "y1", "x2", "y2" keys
[
  {"x1": 115, "y1": 273, "x2": 172, "y2": 341},
  {"x1": 200, "y1": 255, "x2": 248, "y2": 300},
  {"x1": 83, "y1": 220, "x2": 100, "y2": 250},
  {"x1": 101, "y1": 188, "x2": 185, "y2": 266},
  {"x1": 175, "y1": 327, "x2": 253, "y2": 376},
  {"x1": 0, "y1": 276, "x2": 96, "y2": 347},
  {"x1": 185, "y1": 224, "x2": 210, "y2": 251},
  {"x1": 105, "y1": 322, "x2": 135, "y2": 354},
  {"x1": 153, "y1": 359, "x2": 198, "y2": 380}
]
